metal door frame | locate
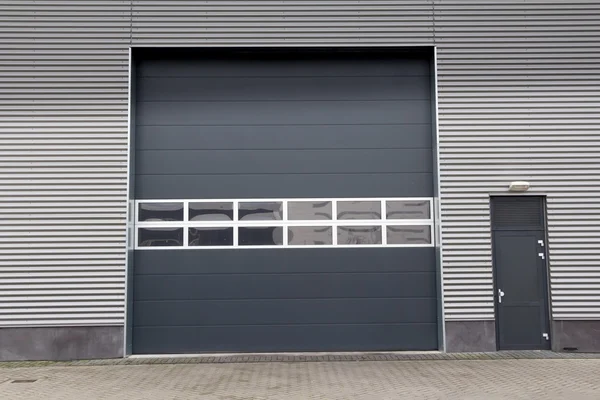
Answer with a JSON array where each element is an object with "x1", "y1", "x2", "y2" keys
[
  {"x1": 490, "y1": 195, "x2": 552, "y2": 350},
  {"x1": 125, "y1": 46, "x2": 443, "y2": 355}
]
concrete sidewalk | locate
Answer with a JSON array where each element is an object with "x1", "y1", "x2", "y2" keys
[{"x1": 0, "y1": 357, "x2": 599, "y2": 399}]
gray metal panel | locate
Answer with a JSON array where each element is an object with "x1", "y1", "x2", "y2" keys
[
  {"x1": 136, "y1": 149, "x2": 432, "y2": 174},
  {"x1": 135, "y1": 174, "x2": 433, "y2": 199},
  {"x1": 137, "y1": 56, "x2": 432, "y2": 77},
  {"x1": 133, "y1": 324, "x2": 437, "y2": 354},
  {"x1": 136, "y1": 99, "x2": 431, "y2": 125},
  {"x1": 435, "y1": 1, "x2": 600, "y2": 321},
  {"x1": 138, "y1": 76, "x2": 432, "y2": 101},
  {"x1": 134, "y1": 272, "x2": 435, "y2": 300},
  {"x1": 0, "y1": 1, "x2": 130, "y2": 327},
  {"x1": 136, "y1": 125, "x2": 434, "y2": 150},
  {"x1": 135, "y1": 299, "x2": 436, "y2": 326},
  {"x1": 133, "y1": 249, "x2": 438, "y2": 353}
]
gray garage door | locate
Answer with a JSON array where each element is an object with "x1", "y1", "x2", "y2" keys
[{"x1": 132, "y1": 50, "x2": 438, "y2": 354}]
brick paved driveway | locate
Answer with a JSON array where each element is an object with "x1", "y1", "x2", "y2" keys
[{"x1": 1, "y1": 359, "x2": 599, "y2": 399}]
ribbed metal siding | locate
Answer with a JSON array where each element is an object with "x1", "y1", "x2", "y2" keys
[
  {"x1": 131, "y1": 1, "x2": 435, "y2": 46},
  {"x1": 436, "y1": 1, "x2": 600, "y2": 320},
  {"x1": 0, "y1": 1, "x2": 130, "y2": 326},
  {"x1": 2, "y1": 1, "x2": 599, "y2": 328}
]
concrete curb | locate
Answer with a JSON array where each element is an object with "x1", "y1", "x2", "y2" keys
[{"x1": 1, "y1": 350, "x2": 599, "y2": 368}]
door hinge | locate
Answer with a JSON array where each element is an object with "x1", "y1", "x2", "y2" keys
[
  {"x1": 498, "y1": 289, "x2": 505, "y2": 304},
  {"x1": 538, "y1": 252, "x2": 545, "y2": 260},
  {"x1": 538, "y1": 240, "x2": 544, "y2": 247},
  {"x1": 543, "y1": 333, "x2": 550, "y2": 341}
]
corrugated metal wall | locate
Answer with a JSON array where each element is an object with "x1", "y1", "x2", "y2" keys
[
  {"x1": 435, "y1": 0, "x2": 600, "y2": 321},
  {"x1": 0, "y1": 1, "x2": 130, "y2": 326},
  {"x1": 1, "y1": 1, "x2": 599, "y2": 328},
  {"x1": 130, "y1": 1, "x2": 435, "y2": 46}
]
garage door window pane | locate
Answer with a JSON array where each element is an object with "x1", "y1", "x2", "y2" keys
[
  {"x1": 337, "y1": 201, "x2": 381, "y2": 220},
  {"x1": 386, "y1": 201, "x2": 430, "y2": 220},
  {"x1": 239, "y1": 227, "x2": 284, "y2": 246},
  {"x1": 239, "y1": 202, "x2": 283, "y2": 221},
  {"x1": 189, "y1": 227, "x2": 233, "y2": 246},
  {"x1": 387, "y1": 225, "x2": 431, "y2": 244},
  {"x1": 337, "y1": 226, "x2": 382, "y2": 245},
  {"x1": 288, "y1": 201, "x2": 332, "y2": 221},
  {"x1": 288, "y1": 226, "x2": 333, "y2": 245},
  {"x1": 190, "y1": 202, "x2": 233, "y2": 221},
  {"x1": 138, "y1": 202, "x2": 183, "y2": 222},
  {"x1": 138, "y1": 227, "x2": 183, "y2": 247}
]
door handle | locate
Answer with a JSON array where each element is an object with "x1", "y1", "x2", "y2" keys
[{"x1": 498, "y1": 289, "x2": 505, "y2": 304}]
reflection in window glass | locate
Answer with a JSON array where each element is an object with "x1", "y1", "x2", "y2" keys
[
  {"x1": 239, "y1": 202, "x2": 283, "y2": 221},
  {"x1": 288, "y1": 201, "x2": 332, "y2": 221},
  {"x1": 138, "y1": 202, "x2": 183, "y2": 222},
  {"x1": 138, "y1": 227, "x2": 183, "y2": 247},
  {"x1": 239, "y1": 227, "x2": 283, "y2": 246},
  {"x1": 337, "y1": 201, "x2": 381, "y2": 220},
  {"x1": 386, "y1": 201, "x2": 430, "y2": 220},
  {"x1": 288, "y1": 226, "x2": 332, "y2": 245},
  {"x1": 189, "y1": 227, "x2": 233, "y2": 246},
  {"x1": 189, "y1": 202, "x2": 233, "y2": 221},
  {"x1": 387, "y1": 225, "x2": 431, "y2": 244},
  {"x1": 337, "y1": 226, "x2": 382, "y2": 245}
]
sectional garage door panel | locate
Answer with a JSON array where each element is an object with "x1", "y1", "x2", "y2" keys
[
  {"x1": 138, "y1": 76, "x2": 431, "y2": 102},
  {"x1": 137, "y1": 100, "x2": 430, "y2": 126},
  {"x1": 133, "y1": 51, "x2": 437, "y2": 354},
  {"x1": 133, "y1": 249, "x2": 438, "y2": 354},
  {"x1": 134, "y1": 324, "x2": 436, "y2": 355},
  {"x1": 135, "y1": 124, "x2": 433, "y2": 151},
  {"x1": 136, "y1": 55, "x2": 431, "y2": 78},
  {"x1": 137, "y1": 149, "x2": 432, "y2": 175},
  {"x1": 136, "y1": 175, "x2": 433, "y2": 200}
]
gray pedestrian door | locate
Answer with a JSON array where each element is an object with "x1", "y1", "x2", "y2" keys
[{"x1": 491, "y1": 196, "x2": 551, "y2": 350}]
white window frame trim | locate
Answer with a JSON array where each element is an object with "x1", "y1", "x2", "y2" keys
[{"x1": 135, "y1": 197, "x2": 435, "y2": 250}]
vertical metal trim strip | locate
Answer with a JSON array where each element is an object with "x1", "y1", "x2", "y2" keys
[
  {"x1": 124, "y1": 46, "x2": 134, "y2": 357},
  {"x1": 233, "y1": 200, "x2": 239, "y2": 246},
  {"x1": 381, "y1": 200, "x2": 387, "y2": 245},
  {"x1": 433, "y1": 46, "x2": 446, "y2": 351},
  {"x1": 331, "y1": 200, "x2": 338, "y2": 246},
  {"x1": 282, "y1": 200, "x2": 289, "y2": 246}
]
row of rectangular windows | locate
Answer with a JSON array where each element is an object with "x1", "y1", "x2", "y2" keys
[
  {"x1": 137, "y1": 225, "x2": 432, "y2": 248},
  {"x1": 136, "y1": 199, "x2": 432, "y2": 223}
]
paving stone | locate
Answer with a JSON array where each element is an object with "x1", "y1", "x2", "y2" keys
[{"x1": 0, "y1": 359, "x2": 598, "y2": 399}]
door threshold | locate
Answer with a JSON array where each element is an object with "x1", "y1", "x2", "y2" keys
[{"x1": 129, "y1": 350, "x2": 442, "y2": 359}]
